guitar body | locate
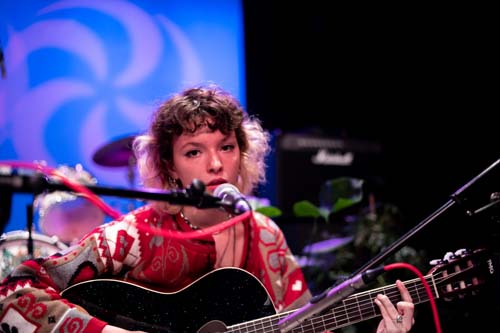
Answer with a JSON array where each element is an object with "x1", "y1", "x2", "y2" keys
[
  {"x1": 61, "y1": 268, "x2": 276, "y2": 333},
  {"x1": 62, "y1": 248, "x2": 495, "y2": 333}
]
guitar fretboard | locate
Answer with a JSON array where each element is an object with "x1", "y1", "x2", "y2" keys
[{"x1": 228, "y1": 275, "x2": 436, "y2": 333}]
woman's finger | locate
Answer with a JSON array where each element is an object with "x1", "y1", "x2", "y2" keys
[
  {"x1": 396, "y1": 280, "x2": 413, "y2": 303},
  {"x1": 376, "y1": 293, "x2": 399, "y2": 318}
]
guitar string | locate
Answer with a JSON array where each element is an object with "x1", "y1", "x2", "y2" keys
[
  {"x1": 228, "y1": 283, "x2": 428, "y2": 333},
  {"x1": 318, "y1": 268, "x2": 466, "y2": 321},
  {"x1": 228, "y1": 281, "x2": 430, "y2": 333},
  {"x1": 233, "y1": 264, "x2": 480, "y2": 333},
  {"x1": 299, "y1": 279, "x2": 431, "y2": 332},
  {"x1": 236, "y1": 270, "x2": 465, "y2": 333},
  {"x1": 227, "y1": 271, "x2": 464, "y2": 333}
]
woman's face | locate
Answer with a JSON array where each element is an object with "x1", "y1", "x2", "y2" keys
[{"x1": 170, "y1": 127, "x2": 241, "y2": 193}]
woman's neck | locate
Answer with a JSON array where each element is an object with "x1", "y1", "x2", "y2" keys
[{"x1": 181, "y1": 207, "x2": 230, "y2": 229}]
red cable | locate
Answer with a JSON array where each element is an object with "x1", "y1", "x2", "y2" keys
[
  {"x1": 0, "y1": 160, "x2": 121, "y2": 219},
  {"x1": 134, "y1": 210, "x2": 252, "y2": 239},
  {"x1": 0, "y1": 160, "x2": 245, "y2": 238},
  {"x1": 384, "y1": 262, "x2": 442, "y2": 333}
]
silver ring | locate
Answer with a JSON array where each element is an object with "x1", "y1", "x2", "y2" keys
[{"x1": 396, "y1": 314, "x2": 404, "y2": 323}]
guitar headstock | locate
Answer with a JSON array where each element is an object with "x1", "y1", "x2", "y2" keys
[{"x1": 429, "y1": 248, "x2": 496, "y2": 301}]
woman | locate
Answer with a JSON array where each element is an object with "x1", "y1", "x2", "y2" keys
[{"x1": 0, "y1": 85, "x2": 414, "y2": 333}]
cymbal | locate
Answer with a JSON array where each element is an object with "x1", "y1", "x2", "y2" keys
[
  {"x1": 92, "y1": 135, "x2": 136, "y2": 167},
  {"x1": 302, "y1": 235, "x2": 353, "y2": 254},
  {"x1": 295, "y1": 255, "x2": 326, "y2": 268}
]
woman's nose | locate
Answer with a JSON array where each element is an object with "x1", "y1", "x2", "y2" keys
[{"x1": 208, "y1": 153, "x2": 223, "y2": 172}]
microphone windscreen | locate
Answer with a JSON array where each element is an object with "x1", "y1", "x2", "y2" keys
[{"x1": 213, "y1": 183, "x2": 240, "y2": 199}]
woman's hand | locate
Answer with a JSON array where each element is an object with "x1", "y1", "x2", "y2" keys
[
  {"x1": 374, "y1": 280, "x2": 415, "y2": 333},
  {"x1": 102, "y1": 325, "x2": 148, "y2": 333}
]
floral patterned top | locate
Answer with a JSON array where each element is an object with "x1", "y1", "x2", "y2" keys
[{"x1": 0, "y1": 205, "x2": 311, "y2": 333}]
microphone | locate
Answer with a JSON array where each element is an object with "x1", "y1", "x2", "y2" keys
[
  {"x1": 213, "y1": 183, "x2": 252, "y2": 215},
  {"x1": 278, "y1": 267, "x2": 385, "y2": 333},
  {"x1": 0, "y1": 173, "x2": 224, "y2": 208},
  {"x1": 0, "y1": 172, "x2": 49, "y2": 193}
]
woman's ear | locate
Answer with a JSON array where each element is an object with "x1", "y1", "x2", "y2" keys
[
  {"x1": 167, "y1": 175, "x2": 179, "y2": 189},
  {"x1": 167, "y1": 164, "x2": 181, "y2": 188}
]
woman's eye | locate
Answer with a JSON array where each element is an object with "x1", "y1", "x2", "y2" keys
[
  {"x1": 185, "y1": 150, "x2": 200, "y2": 157},
  {"x1": 221, "y1": 144, "x2": 235, "y2": 152}
]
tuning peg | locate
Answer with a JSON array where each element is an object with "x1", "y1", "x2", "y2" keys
[
  {"x1": 454, "y1": 248, "x2": 470, "y2": 257},
  {"x1": 429, "y1": 259, "x2": 443, "y2": 266},
  {"x1": 442, "y1": 251, "x2": 456, "y2": 262},
  {"x1": 429, "y1": 250, "x2": 462, "y2": 266}
]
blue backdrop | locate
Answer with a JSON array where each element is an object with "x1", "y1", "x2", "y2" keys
[{"x1": 0, "y1": 0, "x2": 245, "y2": 233}]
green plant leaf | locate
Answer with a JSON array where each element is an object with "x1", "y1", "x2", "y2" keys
[
  {"x1": 255, "y1": 206, "x2": 282, "y2": 218},
  {"x1": 333, "y1": 197, "x2": 358, "y2": 213},
  {"x1": 293, "y1": 200, "x2": 322, "y2": 218},
  {"x1": 319, "y1": 177, "x2": 364, "y2": 213}
]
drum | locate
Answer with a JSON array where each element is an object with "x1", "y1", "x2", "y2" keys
[
  {"x1": 34, "y1": 164, "x2": 105, "y2": 245},
  {"x1": 0, "y1": 230, "x2": 68, "y2": 279}
]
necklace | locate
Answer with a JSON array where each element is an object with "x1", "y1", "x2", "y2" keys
[{"x1": 179, "y1": 210, "x2": 200, "y2": 230}]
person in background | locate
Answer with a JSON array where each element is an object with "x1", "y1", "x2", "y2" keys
[{"x1": 0, "y1": 84, "x2": 414, "y2": 333}]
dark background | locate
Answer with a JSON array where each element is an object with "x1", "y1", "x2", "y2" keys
[
  {"x1": 243, "y1": 1, "x2": 499, "y2": 245},
  {"x1": 244, "y1": 2, "x2": 498, "y2": 332}
]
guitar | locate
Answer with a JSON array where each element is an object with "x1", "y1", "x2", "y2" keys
[{"x1": 61, "y1": 248, "x2": 495, "y2": 333}]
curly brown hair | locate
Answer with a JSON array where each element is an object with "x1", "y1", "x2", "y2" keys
[{"x1": 133, "y1": 84, "x2": 270, "y2": 212}]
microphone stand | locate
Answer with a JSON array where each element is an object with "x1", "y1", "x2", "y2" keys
[
  {"x1": 26, "y1": 203, "x2": 34, "y2": 259},
  {"x1": 0, "y1": 174, "x2": 223, "y2": 209},
  {"x1": 351, "y1": 157, "x2": 500, "y2": 276},
  {"x1": 279, "y1": 157, "x2": 500, "y2": 332},
  {"x1": 1, "y1": 173, "x2": 226, "y2": 259},
  {"x1": 0, "y1": 191, "x2": 13, "y2": 234},
  {"x1": 467, "y1": 195, "x2": 500, "y2": 218}
]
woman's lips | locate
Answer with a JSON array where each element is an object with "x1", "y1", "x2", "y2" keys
[{"x1": 206, "y1": 179, "x2": 227, "y2": 192}]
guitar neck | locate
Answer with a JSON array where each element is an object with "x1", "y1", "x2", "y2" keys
[
  {"x1": 227, "y1": 275, "x2": 437, "y2": 333},
  {"x1": 61, "y1": 249, "x2": 490, "y2": 333}
]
